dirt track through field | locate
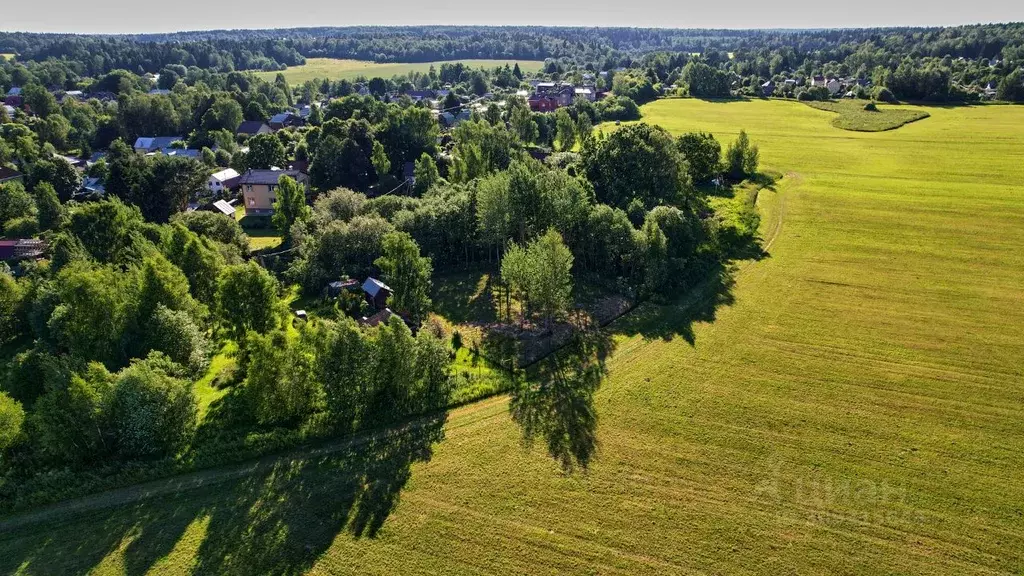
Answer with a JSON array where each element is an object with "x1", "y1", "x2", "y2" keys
[{"x1": 0, "y1": 397, "x2": 510, "y2": 533}]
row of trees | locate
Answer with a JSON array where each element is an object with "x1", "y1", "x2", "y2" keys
[
  {"x1": 246, "y1": 316, "x2": 451, "y2": 431},
  {"x1": 0, "y1": 192, "x2": 455, "y2": 487}
]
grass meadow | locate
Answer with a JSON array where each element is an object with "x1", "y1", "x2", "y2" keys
[
  {"x1": 2, "y1": 99, "x2": 1023, "y2": 574},
  {"x1": 256, "y1": 58, "x2": 546, "y2": 84},
  {"x1": 803, "y1": 99, "x2": 931, "y2": 131}
]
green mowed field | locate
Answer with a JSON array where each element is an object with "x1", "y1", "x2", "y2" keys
[
  {"x1": 3, "y1": 99, "x2": 1024, "y2": 575},
  {"x1": 256, "y1": 58, "x2": 545, "y2": 84}
]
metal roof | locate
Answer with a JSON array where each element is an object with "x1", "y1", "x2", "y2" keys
[{"x1": 362, "y1": 277, "x2": 392, "y2": 297}]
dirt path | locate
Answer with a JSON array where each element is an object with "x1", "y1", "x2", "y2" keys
[{"x1": 0, "y1": 397, "x2": 509, "y2": 534}]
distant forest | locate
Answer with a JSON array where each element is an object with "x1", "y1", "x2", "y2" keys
[{"x1": 1, "y1": 24, "x2": 1023, "y2": 76}]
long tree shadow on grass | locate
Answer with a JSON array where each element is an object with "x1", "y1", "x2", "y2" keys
[
  {"x1": 0, "y1": 414, "x2": 447, "y2": 576},
  {"x1": 187, "y1": 414, "x2": 447, "y2": 575},
  {"x1": 509, "y1": 327, "x2": 615, "y2": 473},
  {"x1": 610, "y1": 262, "x2": 738, "y2": 345}
]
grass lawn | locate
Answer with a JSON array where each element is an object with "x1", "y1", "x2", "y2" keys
[
  {"x1": 0, "y1": 53, "x2": 15, "y2": 61},
  {"x1": 431, "y1": 269, "x2": 499, "y2": 327},
  {"x1": 256, "y1": 58, "x2": 546, "y2": 84},
  {"x1": 803, "y1": 99, "x2": 931, "y2": 131},
  {"x1": 192, "y1": 342, "x2": 239, "y2": 421},
  {"x1": 234, "y1": 205, "x2": 283, "y2": 251},
  {"x1": 2, "y1": 99, "x2": 1023, "y2": 574}
]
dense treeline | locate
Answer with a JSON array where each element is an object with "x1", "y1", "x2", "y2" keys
[
  {"x1": 0, "y1": 186, "x2": 456, "y2": 509},
  {"x1": 2, "y1": 24, "x2": 1023, "y2": 95}
]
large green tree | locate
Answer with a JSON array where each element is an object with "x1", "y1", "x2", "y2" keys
[
  {"x1": 582, "y1": 123, "x2": 691, "y2": 209},
  {"x1": 216, "y1": 261, "x2": 280, "y2": 339},
  {"x1": 109, "y1": 354, "x2": 196, "y2": 458},
  {"x1": 271, "y1": 175, "x2": 311, "y2": 238},
  {"x1": 554, "y1": 108, "x2": 576, "y2": 152},
  {"x1": 374, "y1": 232, "x2": 433, "y2": 324},
  {"x1": 245, "y1": 133, "x2": 287, "y2": 170},
  {"x1": 677, "y1": 132, "x2": 722, "y2": 184}
]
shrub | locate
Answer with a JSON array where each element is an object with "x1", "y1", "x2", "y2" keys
[
  {"x1": 594, "y1": 96, "x2": 641, "y2": 122},
  {"x1": 145, "y1": 305, "x2": 212, "y2": 376},
  {"x1": 873, "y1": 86, "x2": 898, "y2": 104},
  {"x1": 3, "y1": 216, "x2": 40, "y2": 238},
  {"x1": 110, "y1": 354, "x2": 197, "y2": 458},
  {"x1": 864, "y1": 102, "x2": 879, "y2": 111},
  {"x1": 0, "y1": 392, "x2": 25, "y2": 454}
]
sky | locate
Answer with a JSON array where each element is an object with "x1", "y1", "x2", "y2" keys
[{"x1": 2, "y1": 0, "x2": 1021, "y2": 34}]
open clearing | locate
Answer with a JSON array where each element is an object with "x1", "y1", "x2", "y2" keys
[
  {"x1": 255, "y1": 58, "x2": 546, "y2": 84},
  {"x1": 2, "y1": 99, "x2": 1023, "y2": 574}
]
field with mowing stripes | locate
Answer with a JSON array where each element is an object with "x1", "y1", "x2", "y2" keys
[
  {"x1": 255, "y1": 58, "x2": 545, "y2": 84},
  {"x1": 2, "y1": 99, "x2": 1023, "y2": 574}
]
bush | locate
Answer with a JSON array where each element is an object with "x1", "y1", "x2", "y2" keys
[
  {"x1": 144, "y1": 305, "x2": 212, "y2": 376},
  {"x1": 873, "y1": 86, "x2": 898, "y2": 104},
  {"x1": 0, "y1": 392, "x2": 25, "y2": 454},
  {"x1": 863, "y1": 102, "x2": 878, "y2": 111},
  {"x1": 3, "y1": 216, "x2": 40, "y2": 238},
  {"x1": 110, "y1": 354, "x2": 197, "y2": 458},
  {"x1": 595, "y1": 96, "x2": 641, "y2": 122},
  {"x1": 172, "y1": 210, "x2": 250, "y2": 253},
  {"x1": 239, "y1": 214, "x2": 272, "y2": 230}
]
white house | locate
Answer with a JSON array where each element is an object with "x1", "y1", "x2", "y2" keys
[
  {"x1": 208, "y1": 168, "x2": 240, "y2": 195},
  {"x1": 826, "y1": 79, "x2": 842, "y2": 95}
]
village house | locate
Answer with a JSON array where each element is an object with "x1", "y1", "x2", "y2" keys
[
  {"x1": 269, "y1": 112, "x2": 303, "y2": 130},
  {"x1": 133, "y1": 136, "x2": 184, "y2": 154},
  {"x1": 78, "y1": 176, "x2": 105, "y2": 197},
  {"x1": 0, "y1": 166, "x2": 24, "y2": 185},
  {"x1": 574, "y1": 87, "x2": 595, "y2": 102},
  {"x1": 236, "y1": 120, "x2": 272, "y2": 137},
  {"x1": 526, "y1": 82, "x2": 577, "y2": 111},
  {"x1": 239, "y1": 168, "x2": 309, "y2": 215},
  {"x1": 438, "y1": 109, "x2": 472, "y2": 129},
  {"x1": 158, "y1": 148, "x2": 202, "y2": 159},
  {"x1": 362, "y1": 277, "x2": 392, "y2": 310},
  {"x1": 87, "y1": 151, "x2": 107, "y2": 166},
  {"x1": 361, "y1": 307, "x2": 401, "y2": 328},
  {"x1": 208, "y1": 168, "x2": 240, "y2": 195},
  {"x1": 826, "y1": 78, "x2": 842, "y2": 95},
  {"x1": 204, "y1": 199, "x2": 237, "y2": 218},
  {"x1": 810, "y1": 75, "x2": 827, "y2": 88},
  {"x1": 761, "y1": 80, "x2": 776, "y2": 96},
  {"x1": 402, "y1": 89, "x2": 435, "y2": 102},
  {"x1": 4, "y1": 87, "x2": 23, "y2": 108},
  {"x1": 54, "y1": 153, "x2": 86, "y2": 170},
  {"x1": 327, "y1": 278, "x2": 361, "y2": 298},
  {"x1": 55, "y1": 90, "x2": 85, "y2": 104},
  {"x1": 527, "y1": 94, "x2": 560, "y2": 112},
  {"x1": 0, "y1": 239, "x2": 47, "y2": 262}
]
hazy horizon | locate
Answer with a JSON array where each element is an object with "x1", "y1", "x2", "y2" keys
[{"x1": 2, "y1": 0, "x2": 1021, "y2": 35}]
